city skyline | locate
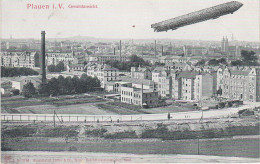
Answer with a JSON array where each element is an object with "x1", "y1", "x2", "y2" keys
[{"x1": 1, "y1": 0, "x2": 259, "y2": 42}]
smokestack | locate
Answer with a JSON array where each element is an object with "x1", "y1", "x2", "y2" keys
[
  {"x1": 40, "y1": 31, "x2": 46, "y2": 83},
  {"x1": 154, "y1": 40, "x2": 156, "y2": 56},
  {"x1": 141, "y1": 83, "x2": 143, "y2": 106},
  {"x1": 114, "y1": 47, "x2": 116, "y2": 55},
  {"x1": 162, "y1": 45, "x2": 164, "y2": 56},
  {"x1": 119, "y1": 40, "x2": 122, "y2": 61}
]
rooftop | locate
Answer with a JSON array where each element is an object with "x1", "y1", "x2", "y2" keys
[{"x1": 121, "y1": 77, "x2": 154, "y2": 86}]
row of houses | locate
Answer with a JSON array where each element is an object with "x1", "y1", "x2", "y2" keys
[
  {"x1": 217, "y1": 67, "x2": 260, "y2": 102},
  {"x1": 1, "y1": 51, "x2": 39, "y2": 68},
  {"x1": 101, "y1": 65, "x2": 260, "y2": 106},
  {"x1": 1, "y1": 51, "x2": 79, "y2": 68}
]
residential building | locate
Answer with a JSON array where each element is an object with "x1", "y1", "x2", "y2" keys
[
  {"x1": 46, "y1": 52, "x2": 78, "y2": 66},
  {"x1": 86, "y1": 64, "x2": 119, "y2": 88},
  {"x1": 174, "y1": 71, "x2": 200, "y2": 101},
  {"x1": 67, "y1": 64, "x2": 85, "y2": 71},
  {"x1": 131, "y1": 66, "x2": 152, "y2": 80},
  {"x1": 120, "y1": 83, "x2": 159, "y2": 107},
  {"x1": 217, "y1": 67, "x2": 260, "y2": 102},
  {"x1": 158, "y1": 70, "x2": 172, "y2": 97},
  {"x1": 194, "y1": 74, "x2": 214, "y2": 101},
  {"x1": 151, "y1": 67, "x2": 165, "y2": 83},
  {"x1": 1, "y1": 51, "x2": 40, "y2": 68},
  {"x1": 11, "y1": 76, "x2": 41, "y2": 91},
  {"x1": 88, "y1": 55, "x2": 129, "y2": 63},
  {"x1": 121, "y1": 77, "x2": 156, "y2": 91}
]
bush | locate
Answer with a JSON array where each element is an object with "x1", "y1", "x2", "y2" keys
[
  {"x1": 22, "y1": 82, "x2": 36, "y2": 98},
  {"x1": 2, "y1": 127, "x2": 37, "y2": 137},
  {"x1": 85, "y1": 128, "x2": 107, "y2": 137},
  {"x1": 40, "y1": 126, "x2": 79, "y2": 137},
  {"x1": 218, "y1": 102, "x2": 226, "y2": 108},
  {"x1": 104, "y1": 131, "x2": 138, "y2": 139},
  {"x1": 11, "y1": 89, "x2": 20, "y2": 95},
  {"x1": 141, "y1": 123, "x2": 168, "y2": 139}
]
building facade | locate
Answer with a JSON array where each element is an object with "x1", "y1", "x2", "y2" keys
[
  {"x1": 86, "y1": 64, "x2": 119, "y2": 88},
  {"x1": 131, "y1": 66, "x2": 152, "y2": 80},
  {"x1": 1, "y1": 51, "x2": 39, "y2": 68},
  {"x1": 217, "y1": 67, "x2": 260, "y2": 102},
  {"x1": 120, "y1": 84, "x2": 159, "y2": 107}
]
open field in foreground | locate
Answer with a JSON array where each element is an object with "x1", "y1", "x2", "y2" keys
[
  {"x1": 2, "y1": 117, "x2": 260, "y2": 159},
  {"x1": 2, "y1": 151, "x2": 259, "y2": 163},
  {"x1": 1, "y1": 94, "x2": 200, "y2": 115},
  {"x1": 2, "y1": 137, "x2": 260, "y2": 159}
]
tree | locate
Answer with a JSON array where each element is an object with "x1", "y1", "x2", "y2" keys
[
  {"x1": 22, "y1": 82, "x2": 36, "y2": 98},
  {"x1": 231, "y1": 60, "x2": 243, "y2": 66},
  {"x1": 208, "y1": 59, "x2": 220, "y2": 66},
  {"x1": 56, "y1": 62, "x2": 66, "y2": 72},
  {"x1": 106, "y1": 55, "x2": 150, "y2": 71},
  {"x1": 65, "y1": 76, "x2": 74, "y2": 94},
  {"x1": 1, "y1": 66, "x2": 39, "y2": 77},
  {"x1": 11, "y1": 89, "x2": 20, "y2": 95},
  {"x1": 195, "y1": 59, "x2": 206, "y2": 66},
  {"x1": 72, "y1": 76, "x2": 81, "y2": 93},
  {"x1": 48, "y1": 78, "x2": 59, "y2": 96},
  {"x1": 47, "y1": 65, "x2": 56, "y2": 72},
  {"x1": 241, "y1": 50, "x2": 259, "y2": 66},
  {"x1": 38, "y1": 83, "x2": 49, "y2": 96},
  {"x1": 218, "y1": 58, "x2": 228, "y2": 65},
  {"x1": 154, "y1": 62, "x2": 165, "y2": 66},
  {"x1": 47, "y1": 62, "x2": 66, "y2": 72},
  {"x1": 57, "y1": 75, "x2": 67, "y2": 94}
]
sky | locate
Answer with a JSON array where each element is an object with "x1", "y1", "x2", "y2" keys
[{"x1": 1, "y1": 0, "x2": 259, "y2": 41}]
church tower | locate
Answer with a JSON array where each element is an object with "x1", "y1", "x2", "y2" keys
[{"x1": 221, "y1": 36, "x2": 229, "y2": 53}]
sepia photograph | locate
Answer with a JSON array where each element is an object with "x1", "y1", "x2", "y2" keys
[{"x1": 1, "y1": 0, "x2": 260, "y2": 163}]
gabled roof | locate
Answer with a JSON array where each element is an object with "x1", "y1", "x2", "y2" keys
[{"x1": 151, "y1": 66, "x2": 165, "y2": 73}]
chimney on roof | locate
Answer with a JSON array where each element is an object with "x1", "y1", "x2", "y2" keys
[{"x1": 40, "y1": 31, "x2": 46, "y2": 83}]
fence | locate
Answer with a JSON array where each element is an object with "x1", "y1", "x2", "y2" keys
[
  {"x1": 1, "y1": 114, "x2": 147, "y2": 123},
  {"x1": 2, "y1": 104, "x2": 254, "y2": 123}
]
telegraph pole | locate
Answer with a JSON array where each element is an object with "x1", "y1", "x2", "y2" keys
[
  {"x1": 53, "y1": 110, "x2": 56, "y2": 127},
  {"x1": 197, "y1": 135, "x2": 200, "y2": 155}
]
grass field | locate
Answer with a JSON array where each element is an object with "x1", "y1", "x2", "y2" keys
[
  {"x1": 1, "y1": 94, "x2": 200, "y2": 115},
  {"x1": 2, "y1": 118, "x2": 260, "y2": 158},
  {"x1": 2, "y1": 136, "x2": 259, "y2": 158}
]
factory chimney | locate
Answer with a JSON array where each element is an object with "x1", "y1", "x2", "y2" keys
[
  {"x1": 119, "y1": 40, "x2": 122, "y2": 61},
  {"x1": 161, "y1": 45, "x2": 164, "y2": 56},
  {"x1": 154, "y1": 40, "x2": 157, "y2": 56},
  {"x1": 114, "y1": 47, "x2": 116, "y2": 55},
  {"x1": 40, "y1": 31, "x2": 46, "y2": 83}
]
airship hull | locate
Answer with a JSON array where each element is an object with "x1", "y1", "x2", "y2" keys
[{"x1": 151, "y1": 1, "x2": 243, "y2": 32}]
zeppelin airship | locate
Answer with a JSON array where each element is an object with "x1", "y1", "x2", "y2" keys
[{"x1": 151, "y1": 1, "x2": 243, "y2": 32}]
